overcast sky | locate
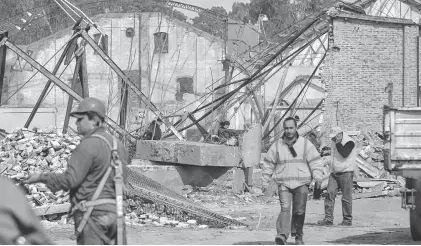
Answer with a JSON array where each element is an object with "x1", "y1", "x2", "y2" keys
[{"x1": 177, "y1": 0, "x2": 250, "y2": 18}]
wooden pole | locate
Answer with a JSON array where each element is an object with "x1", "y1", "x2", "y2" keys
[{"x1": 0, "y1": 31, "x2": 8, "y2": 105}]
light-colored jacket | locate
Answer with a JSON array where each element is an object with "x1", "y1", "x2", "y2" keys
[
  {"x1": 330, "y1": 133, "x2": 357, "y2": 173},
  {"x1": 261, "y1": 136, "x2": 324, "y2": 189}
]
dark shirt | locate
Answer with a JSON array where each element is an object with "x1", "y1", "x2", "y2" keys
[
  {"x1": 143, "y1": 122, "x2": 162, "y2": 140},
  {"x1": 39, "y1": 127, "x2": 128, "y2": 213},
  {"x1": 0, "y1": 178, "x2": 53, "y2": 245},
  {"x1": 336, "y1": 141, "x2": 355, "y2": 158},
  {"x1": 218, "y1": 128, "x2": 231, "y2": 139}
]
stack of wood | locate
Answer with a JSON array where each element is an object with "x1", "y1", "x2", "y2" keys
[
  {"x1": 351, "y1": 129, "x2": 391, "y2": 180},
  {"x1": 353, "y1": 178, "x2": 404, "y2": 199},
  {"x1": 0, "y1": 128, "x2": 81, "y2": 208},
  {"x1": 347, "y1": 130, "x2": 404, "y2": 198}
]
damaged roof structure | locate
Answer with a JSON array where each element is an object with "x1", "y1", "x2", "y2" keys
[
  {"x1": 0, "y1": 0, "x2": 420, "y2": 146},
  {"x1": 0, "y1": 0, "x2": 420, "y2": 234}
]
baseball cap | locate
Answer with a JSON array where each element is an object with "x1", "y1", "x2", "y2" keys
[{"x1": 329, "y1": 126, "x2": 343, "y2": 138}]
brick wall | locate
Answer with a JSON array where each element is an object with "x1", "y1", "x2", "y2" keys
[{"x1": 321, "y1": 16, "x2": 419, "y2": 144}]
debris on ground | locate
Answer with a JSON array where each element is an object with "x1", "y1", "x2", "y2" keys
[
  {"x1": 0, "y1": 128, "x2": 81, "y2": 208},
  {"x1": 0, "y1": 128, "x2": 249, "y2": 228},
  {"x1": 0, "y1": 126, "x2": 405, "y2": 228}
]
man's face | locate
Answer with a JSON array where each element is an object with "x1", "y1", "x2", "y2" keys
[
  {"x1": 75, "y1": 114, "x2": 96, "y2": 136},
  {"x1": 332, "y1": 132, "x2": 343, "y2": 143},
  {"x1": 283, "y1": 120, "x2": 297, "y2": 138}
]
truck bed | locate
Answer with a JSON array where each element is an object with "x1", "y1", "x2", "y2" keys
[{"x1": 383, "y1": 106, "x2": 421, "y2": 174}]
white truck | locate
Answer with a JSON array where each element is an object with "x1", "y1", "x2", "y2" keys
[{"x1": 383, "y1": 105, "x2": 421, "y2": 241}]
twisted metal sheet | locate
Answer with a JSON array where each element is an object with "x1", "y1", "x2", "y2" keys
[{"x1": 126, "y1": 167, "x2": 248, "y2": 228}]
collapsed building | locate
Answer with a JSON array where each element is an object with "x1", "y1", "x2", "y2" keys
[{"x1": 0, "y1": 0, "x2": 421, "y2": 227}]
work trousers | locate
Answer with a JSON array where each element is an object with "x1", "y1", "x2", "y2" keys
[
  {"x1": 276, "y1": 184, "x2": 309, "y2": 238},
  {"x1": 324, "y1": 172, "x2": 353, "y2": 223},
  {"x1": 73, "y1": 210, "x2": 127, "y2": 245}
]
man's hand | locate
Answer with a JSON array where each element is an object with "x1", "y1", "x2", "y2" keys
[
  {"x1": 332, "y1": 133, "x2": 343, "y2": 144},
  {"x1": 22, "y1": 172, "x2": 42, "y2": 185},
  {"x1": 261, "y1": 183, "x2": 270, "y2": 196},
  {"x1": 313, "y1": 175, "x2": 323, "y2": 189}
]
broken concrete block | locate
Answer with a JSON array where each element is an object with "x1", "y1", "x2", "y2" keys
[
  {"x1": 168, "y1": 220, "x2": 179, "y2": 226},
  {"x1": 241, "y1": 123, "x2": 262, "y2": 168},
  {"x1": 50, "y1": 141, "x2": 61, "y2": 150},
  {"x1": 153, "y1": 221, "x2": 163, "y2": 227},
  {"x1": 187, "y1": 219, "x2": 197, "y2": 225},
  {"x1": 16, "y1": 144, "x2": 26, "y2": 151},
  {"x1": 235, "y1": 217, "x2": 247, "y2": 221},
  {"x1": 136, "y1": 140, "x2": 241, "y2": 167},
  {"x1": 159, "y1": 217, "x2": 169, "y2": 224},
  {"x1": 176, "y1": 222, "x2": 189, "y2": 228},
  {"x1": 149, "y1": 214, "x2": 159, "y2": 221}
]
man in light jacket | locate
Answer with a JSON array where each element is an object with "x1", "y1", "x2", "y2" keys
[
  {"x1": 261, "y1": 117, "x2": 324, "y2": 245},
  {"x1": 317, "y1": 126, "x2": 356, "y2": 226}
]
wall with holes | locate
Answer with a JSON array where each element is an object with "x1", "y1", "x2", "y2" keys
[
  {"x1": 320, "y1": 14, "x2": 419, "y2": 145},
  {"x1": 1, "y1": 12, "x2": 225, "y2": 132}
]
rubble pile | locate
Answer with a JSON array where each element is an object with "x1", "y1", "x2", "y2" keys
[
  {"x1": 351, "y1": 130, "x2": 389, "y2": 180},
  {"x1": 0, "y1": 128, "x2": 248, "y2": 228},
  {"x1": 123, "y1": 196, "x2": 248, "y2": 229},
  {"x1": 351, "y1": 130, "x2": 405, "y2": 195},
  {"x1": 0, "y1": 128, "x2": 81, "y2": 208}
]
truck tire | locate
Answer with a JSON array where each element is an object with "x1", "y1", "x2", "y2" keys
[
  {"x1": 411, "y1": 177, "x2": 421, "y2": 241},
  {"x1": 410, "y1": 208, "x2": 421, "y2": 241}
]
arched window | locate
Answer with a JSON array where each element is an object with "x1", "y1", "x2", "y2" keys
[{"x1": 153, "y1": 32, "x2": 169, "y2": 53}]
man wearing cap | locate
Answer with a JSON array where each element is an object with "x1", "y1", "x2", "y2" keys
[
  {"x1": 23, "y1": 97, "x2": 128, "y2": 245},
  {"x1": 317, "y1": 126, "x2": 356, "y2": 226},
  {"x1": 261, "y1": 117, "x2": 324, "y2": 245}
]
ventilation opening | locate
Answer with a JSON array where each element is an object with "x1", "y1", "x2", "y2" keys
[
  {"x1": 175, "y1": 77, "x2": 194, "y2": 101},
  {"x1": 154, "y1": 32, "x2": 169, "y2": 53}
]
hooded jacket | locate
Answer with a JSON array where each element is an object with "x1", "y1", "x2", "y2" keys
[
  {"x1": 329, "y1": 133, "x2": 357, "y2": 173},
  {"x1": 261, "y1": 135, "x2": 324, "y2": 189}
]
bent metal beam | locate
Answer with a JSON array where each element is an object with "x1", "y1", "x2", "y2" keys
[
  {"x1": 0, "y1": 36, "x2": 136, "y2": 142},
  {"x1": 79, "y1": 30, "x2": 185, "y2": 141}
]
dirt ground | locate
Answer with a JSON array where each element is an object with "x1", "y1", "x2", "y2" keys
[{"x1": 40, "y1": 196, "x2": 419, "y2": 245}]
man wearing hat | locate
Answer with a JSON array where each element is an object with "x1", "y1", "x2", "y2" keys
[
  {"x1": 23, "y1": 97, "x2": 128, "y2": 244},
  {"x1": 317, "y1": 126, "x2": 356, "y2": 226}
]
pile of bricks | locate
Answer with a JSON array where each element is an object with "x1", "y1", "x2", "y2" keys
[{"x1": 0, "y1": 128, "x2": 81, "y2": 208}]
